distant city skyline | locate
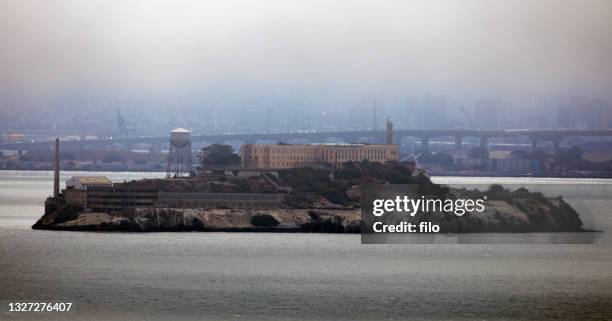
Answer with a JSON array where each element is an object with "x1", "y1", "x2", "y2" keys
[
  {"x1": 0, "y1": 93, "x2": 610, "y2": 141},
  {"x1": 0, "y1": 0, "x2": 611, "y2": 137}
]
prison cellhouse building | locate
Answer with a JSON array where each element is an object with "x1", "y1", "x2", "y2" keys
[{"x1": 240, "y1": 119, "x2": 399, "y2": 169}]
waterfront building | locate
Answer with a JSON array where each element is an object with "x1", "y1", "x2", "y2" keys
[
  {"x1": 66, "y1": 176, "x2": 112, "y2": 190},
  {"x1": 63, "y1": 176, "x2": 112, "y2": 206},
  {"x1": 156, "y1": 192, "x2": 285, "y2": 209},
  {"x1": 84, "y1": 184, "x2": 285, "y2": 213},
  {"x1": 85, "y1": 183, "x2": 158, "y2": 212},
  {"x1": 489, "y1": 158, "x2": 540, "y2": 173},
  {"x1": 61, "y1": 177, "x2": 287, "y2": 213}
]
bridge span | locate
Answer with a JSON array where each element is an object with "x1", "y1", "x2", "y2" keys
[{"x1": 2, "y1": 129, "x2": 612, "y2": 153}]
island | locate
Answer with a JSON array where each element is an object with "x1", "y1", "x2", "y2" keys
[{"x1": 32, "y1": 161, "x2": 585, "y2": 233}]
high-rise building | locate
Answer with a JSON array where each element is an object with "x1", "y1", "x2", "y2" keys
[
  {"x1": 405, "y1": 96, "x2": 420, "y2": 129},
  {"x1": 558, "y1": 96, "x2": 585, "y2": 129},
  {"x1": 422, "y1": 96, "x2": 447, "y2": 129},
  {"x1": 590, "y1": 98, "x2": 611, "y2": 129},
  {"x1": 473, "y1": 97, "x2": 501, "y2": 129},
  {"x1": 601, "y1": 104, "x2": 612, "y2": 129},
  {"x1": 557, "y1": 96, "x2": 610, "y2": 129}
]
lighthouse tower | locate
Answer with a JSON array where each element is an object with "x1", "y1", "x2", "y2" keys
[{"x1": 386, "y1": 119, "x2": 394, "y2": 145}]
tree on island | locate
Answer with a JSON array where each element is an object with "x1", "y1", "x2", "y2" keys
[
  {"x1": 418, "y1": 151, "x2": 455, "y2": 168},
  {"x1": 559, "y1": 146, "x2": 584, "y2": 163},
  {"x1": 198, "y1": 144, "x2": 240, "y2": 169},
  {"x1": 556, "y1": 145, "x2": 584, "y2": 170}
]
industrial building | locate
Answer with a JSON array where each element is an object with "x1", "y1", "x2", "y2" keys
[
  {"x1": 489, "y1": 158, "x2": 540, "y2": 173},
  {"x1": 49, "y1": 133, "x2": 289, "y2": 215}
]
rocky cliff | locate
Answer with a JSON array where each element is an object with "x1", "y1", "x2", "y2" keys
[
  {"x1": 32, "y1": 207, "x2": 361, "y2": 232},
  {"x1": 32, "y1": 192, "x2": 584, "y2": 233},
  {"x1": 32, "y1": 162, "x2": 586, "y2": 233}
]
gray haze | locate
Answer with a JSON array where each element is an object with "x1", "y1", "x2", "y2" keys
[{"x1": 0, "y1": 0, "x2": 611, "y2": 133}]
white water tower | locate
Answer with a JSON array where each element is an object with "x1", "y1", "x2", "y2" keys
[{"x1": 166, "y1": 128, "x2": 193, "y2": 178}]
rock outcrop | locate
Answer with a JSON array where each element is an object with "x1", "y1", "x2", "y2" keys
[
  {"x1": 32, "y1": 193, "x2": 583, "y2": 233},
  {"x1": 33, "y1": 207, "x2": 361, "y2": 232},
  {"x1": 31, "y1": 163, "x2": 586, "y2": 233}
]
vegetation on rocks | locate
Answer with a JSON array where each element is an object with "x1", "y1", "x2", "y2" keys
[
  {"x1": 32, "y1": 161, "x2": 586, "y2": 233},
  {"x1": 198, "y1": 144, "x2": 240, "y2": 168},
  {"x1": 53, "y1": 203, "x2": 81, "y2": 224},
  {"x1": 279, "y1": 161, "x2": 446, "y2": 207}
]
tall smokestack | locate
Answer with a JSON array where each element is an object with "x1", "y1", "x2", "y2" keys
[
  {"x1": 54, "y1": 138, "x2": 60, "y2": 201},
  {"x1": 386, "y1": 119, "x2": 393, "y2": 145}
]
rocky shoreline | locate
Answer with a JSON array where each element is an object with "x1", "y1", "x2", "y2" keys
[
  {"x1": 32, "y1": 207, "x2": 361, "y2": 232},
  {"x1": 32, "y1": 162, "x2": 588, "y2": 233},
  {"x1": 32, "y1": 193, "x2": 585, "y2": 233}
]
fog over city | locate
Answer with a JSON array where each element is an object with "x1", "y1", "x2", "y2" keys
[{"x1": 0, "y1": 0, "x2": 611, "y2": 135}]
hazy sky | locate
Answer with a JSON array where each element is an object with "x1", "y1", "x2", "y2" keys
[{"x1": 0, "y1": 0, "x2": 611, "y2": 109}]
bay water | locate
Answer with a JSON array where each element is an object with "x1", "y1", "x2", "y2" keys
[{"x1": 1, "y1": 171, "x2": 611, "y2": 320}]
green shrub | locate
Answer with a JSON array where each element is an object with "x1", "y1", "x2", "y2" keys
[
  {"x1": 54, "y1": 204, "x2": 81, "y2": 224},
  {"x1": 280, "y1": 167, "x2": 348, "y2": 205},
  {"x1": 488, "y1": 184, "x2": 506, "y2": 194}
]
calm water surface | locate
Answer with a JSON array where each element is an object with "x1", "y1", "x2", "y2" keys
[{"x1": 1, "y1": 171, "x2": 611, "y2": 320}]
